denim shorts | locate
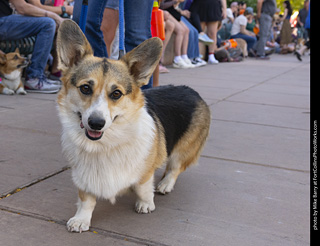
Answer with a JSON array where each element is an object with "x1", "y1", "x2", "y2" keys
[{"x1": 105, "y1": 0, "x2": 119, "y2": 10}]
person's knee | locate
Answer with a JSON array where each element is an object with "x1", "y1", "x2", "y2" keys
[
  {"x1": 175, "y1": 25, "x2": 184, "y2": 36},
  {"x1": 166, "y1": 21, "x2": 175, "y2": 32},
  {"x1": 43, "y1": 18, "x2": 56, "y2": 35}
]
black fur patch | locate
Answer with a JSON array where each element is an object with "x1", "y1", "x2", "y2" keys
[{"x1": 144, "y1": 85, "x2": 202, "y2": 156}]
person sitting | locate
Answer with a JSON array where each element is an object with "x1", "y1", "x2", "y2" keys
[
  {"x1": 230, "y1": 7, "x2": 257, "y2": 55},
  {"x1": 160, "y1": 0, "x2": 195, "y2": 68},
  {"x1": 27, "y1": 0, "x2": 73, "y2": 17},
  {"x1": 223, "y1": 1, "x2": 238, "y2": 24},
  {"x1": 0, "y1": 0, "x2": 63, "y2": 93}
]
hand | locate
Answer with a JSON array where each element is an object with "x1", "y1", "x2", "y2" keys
[
  {"x1": 221, "y1": 9, "x2": 227, "y2": 19},
  {"x1": 181, "y1": 10, "x2": 190, "y2": 18},
  {"x1": 47, "y1": 11, "x2": 64, "y2": 28}
]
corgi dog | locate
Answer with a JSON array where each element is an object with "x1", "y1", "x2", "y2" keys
[
  {"x1": 56, "y1": 20, "x2": 211, "y2": 233},
  {"x1": 0, "y1": 48, "x2": 29, "y2": 95}
]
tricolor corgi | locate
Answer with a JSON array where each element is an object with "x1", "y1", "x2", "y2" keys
[
  {"x1": 0, "y1": 48, "x2": 28, "y2": 95},
  {"x1": 56, "y1": 20, "x2": 211, "y2": 233}
]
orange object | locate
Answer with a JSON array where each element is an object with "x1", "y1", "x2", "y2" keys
[
  {"x1": 253, "y1": 26, "x2": 259, "y2": 35},
  {"x1": 223, "y1": 39, "x2": 238, "y2": 49},
  {"x1": 239, "y1": 9, "x2": 245, "y2": 15},
  {"x1": 151, "y1": 1, "x2": 165, "y2": 40}
]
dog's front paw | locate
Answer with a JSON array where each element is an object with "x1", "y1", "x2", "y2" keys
[
  {"x1": 16, "y1": 87, "x2": 27, "y2": 95},
  {"x1": 66, "y1": 216, "x2": 90, "y2": 233},
  {"x1": 135, "y1": 200, "x2": 155, "y2": 214},
  {"x1": 2, "y1": 87, "x2": 15, "y2": 95}
]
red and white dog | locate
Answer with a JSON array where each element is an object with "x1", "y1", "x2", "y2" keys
[{"x1": 0, "y1": 49, "x2": 28, "y2": 95}]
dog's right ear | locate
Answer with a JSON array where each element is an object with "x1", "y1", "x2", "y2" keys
[{"x1": 56, "y1": 20, "x2": 93, "y2": 72}]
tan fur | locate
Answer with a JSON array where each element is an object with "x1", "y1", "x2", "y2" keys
[
  {"x1": 56, "y1": 20, "x2": 210, "y2": 232},
  {"x1": 157, "y1": 100, "x2": 210, "y2": 191},
  {"x1": 235, "y1": 38, "x2": 248, "y2": 57}
]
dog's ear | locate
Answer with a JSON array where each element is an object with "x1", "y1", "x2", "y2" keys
[
  {"x1": 121, "y1": 37, "x2": 163, "y2": 87},
  {"x1": 0, "y1": 51, "x2": 6, "y2": 65},
  {"x1": 14, "y1": 48, "x2": 19, "y2": 53},
  {"x1": 56, "y1": 20, "x2": 93, "y2": 72}
]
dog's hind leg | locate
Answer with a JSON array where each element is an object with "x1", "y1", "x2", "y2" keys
[
  {"x1": 156, "y1": 152, "x2": 194, "y2": 194},
  {"x1": 67, "y1": 189, "x2": 96, "y2": 233},
  {"x1": 157, "y1": 101, "x2": 211, "y2": 194},
  {"x1": 134, "y1": 175, "x2": 155, "y2": 214}
]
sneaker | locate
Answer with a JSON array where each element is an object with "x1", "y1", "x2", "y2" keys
[
  {"x1": 46, "y1": 76, "x2": 62, "y2": 86},
  {"x1": 192, "y1": 57, "x2": 207, "y2": 67},
  {"x1": 208, "y1": 56, "x2": 219, "y2": 64},
  {"x1": 256, "y1": 55, "x2": 270, "y2": 60},
  {"x1": 48, "y1": 71, "x2": 62, "y2": 83},
  {"x1": 198, "y1": 33, "x2": 214, "y2": 45},
  {"x1": 182, "y1": 58, "x2": 196, "y2": 68},
  {"x1": 294, "y1": 51, "x2": 302, "y2": 61},
  {"x1": 173, "y1": 59, "x2": 191, "y2": 69},
  {"x1": 25, "y1": 77, "x2": 61, "y2": 93}
]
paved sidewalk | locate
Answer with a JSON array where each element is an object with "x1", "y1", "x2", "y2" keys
[{"x1": 0, "y1": 54, "x2": 310, "y2": 246}]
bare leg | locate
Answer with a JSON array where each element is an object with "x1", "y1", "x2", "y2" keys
[
  {"x1": 101, "y1": 8, "x2": 119, "y2": 57},
  {"x1": 206, "y1": 21, "x2": 219, "y2": 53},
  {"x1": 180, "y1": 21, "x2": 190, "y2": 56}
]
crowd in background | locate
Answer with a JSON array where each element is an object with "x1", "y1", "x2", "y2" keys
[{"x1": 0, "y1": 0, "x2": 311, "y2": 93}]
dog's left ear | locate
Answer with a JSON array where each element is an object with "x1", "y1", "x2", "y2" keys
[
  {"x1": 56, "y1": 20, "x2": 93, "y2": 72},
  {"x1": 121, "y1": 37, "x2": 163, "y2": 87},
  {"x1": 14, "y1": 48, "x2": 19, "y2": 53},
  {"x1": 0, "y1": 51, "x2": 6, "y2": 65}
]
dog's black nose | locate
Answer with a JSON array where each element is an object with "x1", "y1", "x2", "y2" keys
[{"x1": 88, "y1": 116, "x2": 105, "y2": 130}]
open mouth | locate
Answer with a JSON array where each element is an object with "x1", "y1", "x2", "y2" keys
[
  {"x1": 78, "y1": 112, "x2": 104, "y2": 141},
  {"x1": 17, "y1": 60, "x2": 30, "y2": 69}
]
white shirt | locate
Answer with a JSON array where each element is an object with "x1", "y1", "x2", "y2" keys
[
  {"x1": 222, "y1": 8, "x2": 234, "y2": 24},
  {"x1": 230, "y1": 15, "x2": 247, "y2": 36}
]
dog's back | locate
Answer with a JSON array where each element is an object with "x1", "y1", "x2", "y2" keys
[{"x1": 144, "y1": 85, "x2": 210, "y2": 194}]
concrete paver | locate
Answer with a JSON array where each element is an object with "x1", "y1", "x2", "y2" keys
[{"x1": 0, "y1": 54, "x2": 310, "y2": 245}]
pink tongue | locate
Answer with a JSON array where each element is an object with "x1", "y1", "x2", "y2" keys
[{"x1": 87, "y1": 130, "x2": 102, "y2": 138}]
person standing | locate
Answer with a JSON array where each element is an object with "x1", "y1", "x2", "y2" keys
[
  {"x1": 253, "y1": 0, "x2": 276, "y2": 60},
  {"x1": 297, "y1": 0, "x2": 309, "y2": 40},
  {"x1": 189, "y1": 0, "x2": 227, "y2": 64},
  {"x1": 279, "y1": 0, "x2": 293, "y2": 53}
]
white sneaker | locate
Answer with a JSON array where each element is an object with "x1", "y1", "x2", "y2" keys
[
  {"x1": 25, "y1": 77, "x2": 61, "y2": 93},
  {"x1": 182, "y1": 58, "x2": 196, "y2": 68},
  {"x1": 173, "y1": 59, "x2": 191, "y2": 69},
  {"x1": 192, "y1": 57, "x2": 207, "y2": 67},
  {"x1": 208, "y1": 56, "x2": 219, "y2": 64},
  {"x1": 198, "y1": 33, "x2": 214, "y2": 45}
]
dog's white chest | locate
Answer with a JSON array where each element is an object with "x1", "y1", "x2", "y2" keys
[
  {"x1": 71, "y1": 149, "x2": 143, "y2": 200},
  {"x1": 2, "y1": 70, "x2": 21, "y2": 90},
  {"x1": 60, "y1": 109, "x2": 156, "y2": 201}
]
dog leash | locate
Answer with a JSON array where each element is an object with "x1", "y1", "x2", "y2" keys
[{"x1": 79, "y1": 0, "x2": 124, "y2": 59}]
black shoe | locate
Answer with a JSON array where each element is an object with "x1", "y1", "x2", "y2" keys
[
  {"x1": 256, "y1": 55, "x2": 270, "y2": 60},
  {"x1": 248, "y1": 48, "x2": 257, "y2": 57},
  {"x1": 294, "y1": 51, "x2": 302, "y2": 61}
]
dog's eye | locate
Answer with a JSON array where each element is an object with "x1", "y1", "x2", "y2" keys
[
  {"x1": 13, "y1": 55, "x2": 18, "y2": 60},
  {"x1": 79, "y1": 84, "x2": 92, "y2": 95},
  {"x1": 110, "y1": 90, "x2": 122, "y2": 100}
]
